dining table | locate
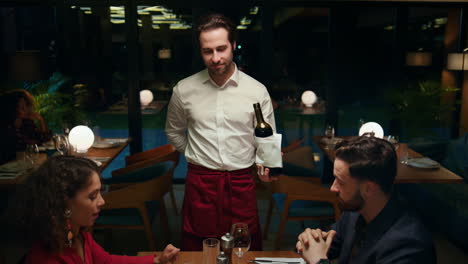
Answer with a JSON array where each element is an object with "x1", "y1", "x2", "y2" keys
[
  {"x1": 313, "y1": 136, "x2": 464, "y2": 184},
  {"x1": 137, "y1": 251, "x2": 302, "y2": 264},
  {"x1": 0, "y1": 137, "x2": 129, "y2": 189}
]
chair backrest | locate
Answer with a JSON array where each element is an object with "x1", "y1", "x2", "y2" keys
[
  {"x1": 103, "y1": 144, "x2": 179, "y2": 206},
  {"x1": 125, "y1": 144, "x2": 179, "y2": 167}
]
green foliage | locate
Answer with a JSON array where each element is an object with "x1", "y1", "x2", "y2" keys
[
  {"x1": 387, "y1": 80, "x2": 459, "y2": 137},
  {"x1": 34, "y1": 88, "x2": 87, "y2": 130}
]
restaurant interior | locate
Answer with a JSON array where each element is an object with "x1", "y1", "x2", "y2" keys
[{"x1": 1, "y1": 0, "x2": 468, "y2": 263}]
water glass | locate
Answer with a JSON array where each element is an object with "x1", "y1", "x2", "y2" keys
[
  {"x1": 386, "y1": 135, "x2": 400, "y2": 150},
  {"x1": 54, "y1": 134, "x2": 69, "y2": 155},
  {"x1": 399, "y1": 143, "x2": 410, "y2": 164},
  {"x1": 325, "y1": 124, "x2": 335, "y2": 139},
  {"x1": 92, "y1": 126, "x2": 102, "y2": 143},
  {"x1": 25, "y1": 144, "x2": 39, "y2": 165},
  {"x1": 202, "y1": 238, "x2": 220, "y2": 264}
]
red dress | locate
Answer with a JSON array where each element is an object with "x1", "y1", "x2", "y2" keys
[
  {"x1": 182, "y1": 163, "x2": 262, "y2": 251},
  {"x1": 26, "y1": 231, "x2": 155, "y2": 264}
]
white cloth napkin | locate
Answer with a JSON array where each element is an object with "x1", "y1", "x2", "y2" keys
[
  {"x1": 255, "y1": 257, "x2": 305, "y2": 264},
  {"x1": 255, "y1": 133, "x2": 283, "y2": 168}
]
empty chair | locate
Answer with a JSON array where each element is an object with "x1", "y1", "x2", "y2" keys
[
  {"x1": 94, "y1": 144, "x2": 179, "y2": 250},
  {"x1": 263, "y1": 145, "x2": 340, "y2": 250}
]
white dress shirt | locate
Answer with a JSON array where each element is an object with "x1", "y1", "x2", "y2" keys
[{"x1": 165, "y1": 65, "x2": 276, "y2": 171}]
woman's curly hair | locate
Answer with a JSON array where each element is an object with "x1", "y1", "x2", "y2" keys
[{"x1": 9, "y1": 156, "x2": 99, "y2": 253}]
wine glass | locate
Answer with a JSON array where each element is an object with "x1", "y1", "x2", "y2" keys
[
  {"x1": 387, "y1": 135, "x2": 400, "y2": 150},
  {"x1": 325, "y1": 124, "x2": 335, "y2": 139},
  {"x1": 25, "y1": 144, "x2": 39, "y2": 165},
  {"x1": 231, "y1": 223, "x2": 251, "y2": 263},
  {"x1": 54, "y1": 135, "x2": 69, "y2": 155}
]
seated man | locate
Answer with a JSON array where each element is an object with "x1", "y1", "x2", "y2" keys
[{"x1": 297, "y1": 135, "x2": 435, "y2": 264}]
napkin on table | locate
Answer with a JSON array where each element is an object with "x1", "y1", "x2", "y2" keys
[{"x1": 255, "y1": 257, "x2": 305, "y2": 264}]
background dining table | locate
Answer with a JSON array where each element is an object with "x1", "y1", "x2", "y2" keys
[
  {"x1": 0, "y1": 137, "x2": 129, "y2": 189},
  {"x1": 313, "y1": 136, "x2": 464, "y2": 184}
]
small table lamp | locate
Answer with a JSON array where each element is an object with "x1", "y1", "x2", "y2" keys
[
  {"x1": 406, "y1": 52, "x2": 432, "y2": 67},
  {"x1": 447, "y1": 51, "x2": 468, "y2": 71},
  {"x1": 140, "y1": 89, "x2": 154, "y2": 107},
  {"x1": 68, "y1": 125, "x2": 95, "y2": 154},
  {"x1": 359, "y1": 122, "x2": 384, "y2": 139},
  {"x1": 301, "y1": 90, "x2": 317, "y2": 107}
]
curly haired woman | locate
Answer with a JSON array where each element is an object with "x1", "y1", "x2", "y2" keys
[{"x1": 10, "y1": 156, "x2": 179, "y2": 264}]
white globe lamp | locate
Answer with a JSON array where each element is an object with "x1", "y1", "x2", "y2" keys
[
  {"x1": 68, "y1": 125, "x2": 95, "y2": 153},
  {"x1": 359, "y1": 122, "x2": 384, "y2": 139},
  {"x1": 140, "y1": 89, "x2": 154, "y2": 106},
  {"x1": 301, "y1": 90, "x2": 317, "y2": 107}
]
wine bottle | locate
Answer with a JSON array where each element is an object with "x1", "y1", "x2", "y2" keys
[
  {"x1": 253, "y1": 103, "x2": 282, "y2": 176},
  {"x1": 253, "y1": 103, "x2": 273, "y2": 137}
]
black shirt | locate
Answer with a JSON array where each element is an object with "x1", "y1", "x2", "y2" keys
[{"x1": 327, "y1": 197, "x2": 436, "y2": 264}]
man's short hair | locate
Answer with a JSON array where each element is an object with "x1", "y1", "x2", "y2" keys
[
  {"x1": 335, "y1": 135, "x2": 397, "y2": 194},
  {"x1": 195, "y1": 13, "x2": 237, "y2": 45}
]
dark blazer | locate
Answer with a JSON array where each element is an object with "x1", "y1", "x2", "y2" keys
[{"x1": 328, "y1": 197, "x2": 436, "y2": 264}]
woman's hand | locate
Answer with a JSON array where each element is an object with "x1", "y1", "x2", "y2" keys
[{"x1": 153, "y1": 244, "x2": 180, "y2": 264}]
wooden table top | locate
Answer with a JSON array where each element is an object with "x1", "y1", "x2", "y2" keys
[
  {"x1": 313, "y1": 136, "x2": 464, "y2": 184},
  {"x1": 137, "y1": 251, "x2": 301, "y2": 264},
  {"x1": 86, "y1": 138, "x2": 129, "y2": 172}
]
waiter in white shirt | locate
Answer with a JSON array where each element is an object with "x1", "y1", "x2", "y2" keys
[{"x1": 166, "y1": 13, "x2": 277, "y2": 250}]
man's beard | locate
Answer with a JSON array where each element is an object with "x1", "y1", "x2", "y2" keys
[
  {"x1": 338, "y1": 190, "x2": 365, "y2": 212},
  {"x1": 209, "y1": 61, "x2": 231, "y2": 76}
]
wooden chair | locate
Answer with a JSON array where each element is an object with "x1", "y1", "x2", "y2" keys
[
  {"x1": 263, "y1": 145, "x2": 341, "y2": 250},
  {"x1": 94, "y1": 144, "x2": 179, "y2": 250},
  {"x1": 124, "y1": 144, "x2": 179, "y2": 215},
  {"x1": 263, "y1": 175, "x2": 341, "y2": 250}
]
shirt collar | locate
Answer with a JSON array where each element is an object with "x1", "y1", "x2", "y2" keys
[{"x1": 202, "y1": 63, "x2": 240, "y2": 88}]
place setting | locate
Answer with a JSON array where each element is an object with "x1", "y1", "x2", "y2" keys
[
  {"x1": 92, "y1": 138, "x2": 127, "y2": 149},
  {"x1": 398, "y1": 143, "x2": 440, "y2": 170}
]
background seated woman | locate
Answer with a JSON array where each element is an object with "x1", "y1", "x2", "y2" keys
[
  {"x1": 0, "y1": 89, "x2": 52, "y2": 164},
  {"x1": 9, "y1": 156, "x2": 179, "y2": 264}
]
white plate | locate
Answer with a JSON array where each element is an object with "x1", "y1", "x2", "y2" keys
[
  {"x1": 0, "y1": 160, "x2": 31, "y2": 173},
  {"x1": 92, "y1": 138, "x2": 127, "y2": 149},
  {"x1": 404, "y1": 157, "x2": 440, "y2": 169},
  {"x1": 92, "y1": 142, "x2": 118, "y2": 149}
]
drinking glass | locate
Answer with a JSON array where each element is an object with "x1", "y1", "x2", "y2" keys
[
  {"x1": 202, "y1": 238, "x2": 219, "y2": 264},
  {"x1": 399, "y1": 143, "x2": 410, "y2": 164},
  {"x1": 231, "y1": 223, "x2": 251, "y2": 263},
  {"x1": 25, "y1": 144, "x2": 39, "y2": 165},
  {"x1": 54, "y1": 134, "x2": 69, "y2": 155},
  {"x1": 387, "y1": 135, "x2": 400, "y2": 150},
  {"x1": 325, "y1": 124, "x2": 335, "y2": 139}
]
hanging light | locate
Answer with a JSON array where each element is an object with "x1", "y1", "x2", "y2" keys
[{"x1": 68, "y1": 125, "x2": 95, "y2": 153}]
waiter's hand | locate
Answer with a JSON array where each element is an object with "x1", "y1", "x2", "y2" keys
[{"x1": 256, "y1": 164, "x2": 279, "y2": 182}]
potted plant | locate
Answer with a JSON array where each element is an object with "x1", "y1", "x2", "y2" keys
[{"x1": 387, "y1": 80, "x2": 459, "y2": 139}]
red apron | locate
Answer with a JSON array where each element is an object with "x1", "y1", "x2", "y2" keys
[{"x1": 182, "y1": 163, "x2": 262, "y2": 250}]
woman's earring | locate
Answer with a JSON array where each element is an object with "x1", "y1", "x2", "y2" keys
[{"x1": 65, "y1": 209, "x2": 73, "y2": 247}]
